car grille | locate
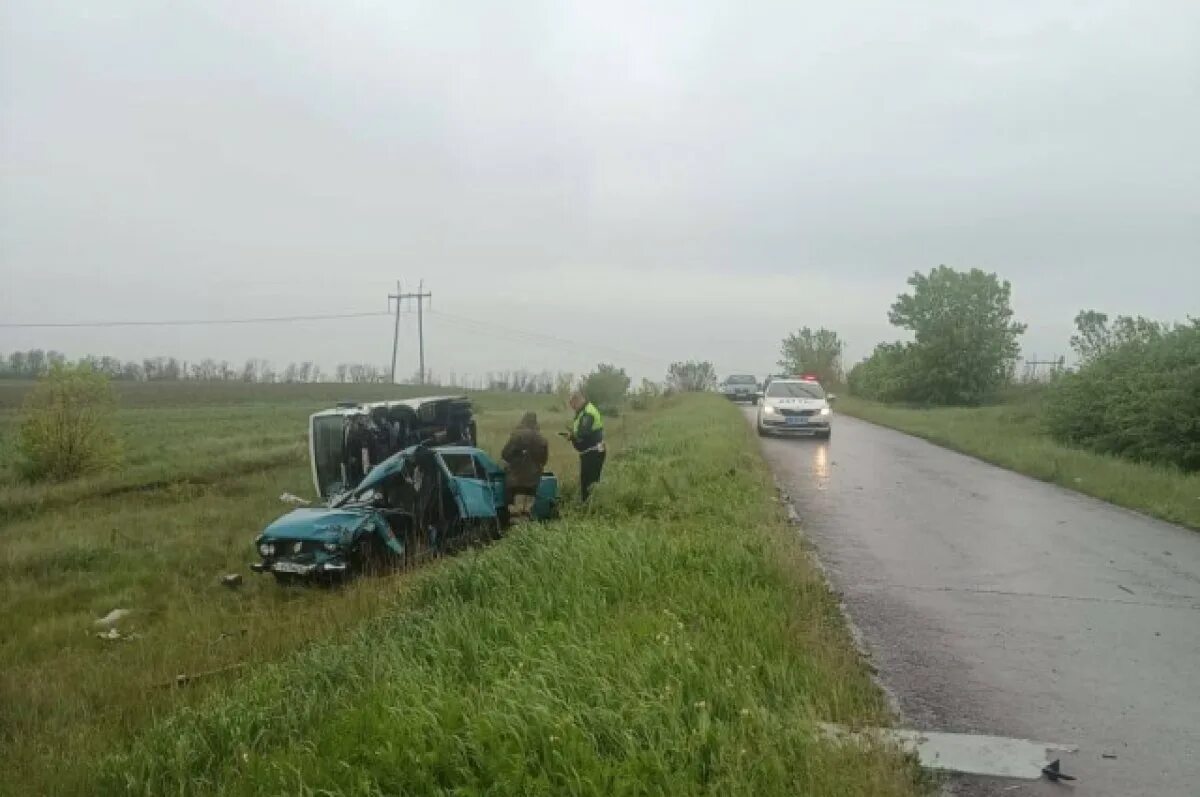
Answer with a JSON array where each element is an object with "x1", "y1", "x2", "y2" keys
[
  {"x1": 778, "y1": 408, "x2": 817, "y2": 417},
  {"x1": 272, "y1": 540, "x2": 331, "y2": 557}
]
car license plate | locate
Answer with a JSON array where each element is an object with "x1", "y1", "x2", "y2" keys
[
  {"x1": 273, "y1": 561, "x2": 313, "y2": 575},
  {"x1": 786, "y1": 416, "x2": 807, "y2": 426}
]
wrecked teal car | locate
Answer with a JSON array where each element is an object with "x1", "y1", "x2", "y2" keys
[{"x1": 252, "y1": 444, "x2": 558, "y2": 582}]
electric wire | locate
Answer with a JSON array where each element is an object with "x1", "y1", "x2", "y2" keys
[{"x1": 0, "y1": 311, "x2": 391, "y2": 329}]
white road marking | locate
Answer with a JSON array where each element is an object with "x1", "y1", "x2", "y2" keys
[{"x1": 820, "y1": 724, "x2": 1079, "y2": 780}]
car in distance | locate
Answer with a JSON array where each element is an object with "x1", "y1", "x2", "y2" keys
[
  {"x1": 756, "y1": 376, "x2": 832, "y2": 439},
  {"x1": 720, "y1": 374, "x2": 760, "y2": 403}
]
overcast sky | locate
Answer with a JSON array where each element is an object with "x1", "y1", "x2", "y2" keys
[{"x1": 2, "y1": 0, "x2": 1198, "y2": 383}]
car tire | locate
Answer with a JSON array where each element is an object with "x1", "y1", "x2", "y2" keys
[
  {"x1": 353, "y1": 536, "x2": 383, "y2": 576},
  {"x1": 756, "y1": 422, "x2": 768, "y2": 438},
  {"x1": 816, "y1": 430, "x2": 832, "y2": 440}
]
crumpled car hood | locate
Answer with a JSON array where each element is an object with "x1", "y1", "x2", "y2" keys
[{"x1": 261, "y1": 508, "x2": 369, "y2": 543}]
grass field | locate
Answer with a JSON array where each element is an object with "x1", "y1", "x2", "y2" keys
[
  {"x1": 837, "y1": 392, "x2": 1200, "y2": 530},
  {"x1": 0, "y1": 383, "x2": 921, "y2": 796}
]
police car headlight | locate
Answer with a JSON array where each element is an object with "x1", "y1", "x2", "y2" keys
[
  {"x1": 820, "y1": 407, "x2": 832, "y2": 416},
  {"x1": 762, "y1": 405, "x2": 777, "y2": 415},
  {"x1": 258, "y1": 542, "x2": 275, "y2": 557}
]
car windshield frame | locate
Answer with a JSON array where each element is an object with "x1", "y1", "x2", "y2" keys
[
  {"x1": 725, "y1": 375, "x2": 757, "y2": 385},
  {"x1": 766, "y1": 381, "x2": 825, "y2": 399}
]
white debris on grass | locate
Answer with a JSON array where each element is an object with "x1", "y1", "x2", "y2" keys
[{"x1": 93, "y1": 609, "x2": 132, "y2": 628}]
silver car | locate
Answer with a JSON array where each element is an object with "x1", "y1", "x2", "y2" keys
[
  {"x1": 756, "y1": 378, "x2": 832, "y2": 438},
  {"x1": 720, "y1": 374, "x2": 760, "y2": 403}
]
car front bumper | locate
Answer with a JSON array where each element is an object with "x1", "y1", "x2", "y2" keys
[
  {"x1": 760, "y1": 416, "x2": 831, "y2": 435},
  {"x1": 251, "y1": 557, "x2": 349, "y2": 577},
  {"x1": 722, "y1": 391, "x2": 757, "y2": 401}
]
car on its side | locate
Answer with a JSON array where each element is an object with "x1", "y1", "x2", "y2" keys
[
  {"x1": 252, "y1": 444, "x2": 558, "y2": 583},
  {"x1": 309, "y1": 395, "x2": 476, "y2": 500},
  {"x1": 756, "y1": 376, "x2": 832, "y2": 439},
  {"x1": 719, "y1": 374, "x2": 760, "y2": 403}
]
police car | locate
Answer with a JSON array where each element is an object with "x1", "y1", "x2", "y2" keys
[{"x1": 756, "y1": 375, "x2": 832, "y2": 439}]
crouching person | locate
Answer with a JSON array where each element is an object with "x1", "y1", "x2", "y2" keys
[{"x1": 501, "y1": 412, "x2": 549, "y2": 515}]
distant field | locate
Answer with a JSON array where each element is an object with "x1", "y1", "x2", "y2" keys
[
  {"x1": 837, "y1": 393, "x2": 1200, "y2": 530},
  {"x1": 0, "y1": 384, "x2": 920, "y2": 795},
  {"x1": 0, "y1": 382, "x2": 561, "y2": 522}
]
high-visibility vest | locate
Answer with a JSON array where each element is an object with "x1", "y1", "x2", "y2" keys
[{"x1": 572, "y1": 402, "x2": 604, "y2": 437}]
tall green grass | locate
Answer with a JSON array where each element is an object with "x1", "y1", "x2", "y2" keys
[
  {"x1": 0, "y1": 386, "x2": 590, "y2": 795},
  {"x1": 87, "y1": 395, "x2": 920, "y2": 796},
  {"x1": 838, "y1": 395, "x2": 1200, "y2": 530}
]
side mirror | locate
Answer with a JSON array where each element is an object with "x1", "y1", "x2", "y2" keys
[{"x1": 827, "y1": 393, "x2": 838, "y2": 403}]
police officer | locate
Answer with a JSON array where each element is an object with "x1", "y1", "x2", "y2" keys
[{"x1": 566, "y1": 391, "x2": 605, "y2": 501}]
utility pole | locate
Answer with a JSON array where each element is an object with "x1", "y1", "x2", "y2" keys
[
  {"x1": 388, "y1": 280, "x2": 402, "y2": 384},
  {"x1": 417, "y1": 279, "x2": 426, "y2": 384},
  {"x1": 387, "y1": 280, "x2": 432, "y2": 384}
]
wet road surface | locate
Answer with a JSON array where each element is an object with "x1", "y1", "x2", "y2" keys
[{"x1": 749, "y1": 409, "x2": 1200, "y2": 796}]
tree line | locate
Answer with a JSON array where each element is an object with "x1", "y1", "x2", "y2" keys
[
  {"x1": 789, "y1": 264, "x2": 1196, "y2": 473},
  {"x1": 0, "y1": 350, "x2": 395, "y2": 384}
]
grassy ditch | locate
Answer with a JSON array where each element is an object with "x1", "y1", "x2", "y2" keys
[
  {"x1": 84, "y1": 394, "x2": 920, "y2": 796},
  {"x1": 837, "y1": 394, "x2": 1200, "y2": 530},
  {"x1": 0, "y1": 385, "x2": 595, "y2": 795}
]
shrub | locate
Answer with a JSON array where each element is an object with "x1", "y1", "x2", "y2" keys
[
  {"x1": 581, "y1": 363, "x2": 630, "y2": 416},
  {"x1": 1045, "y1": 319, "x2": 1200, "y2": 471},
  {"x1": 17, "y1": 364, "x2": 121, "y2": 481},
  {"x1": 665, "y1": 361, "x2": 717, "y2": 392},
  {"x1": 847, "y1": 342, "x2": 921, "y2": 403},
  {"x1": 629, "y1": 378, "x2": 663, "y2": 411}
]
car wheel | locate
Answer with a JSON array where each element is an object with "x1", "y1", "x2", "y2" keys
[
  {"x1": 817, "y1": 430, "x2": 832, "y2": 440},
  {"x1": 756, "y1": 422, "x2": 768, "y2": 437},
  {"x1": 353, "y1": 536, "x2": 386, "y2": 576}
]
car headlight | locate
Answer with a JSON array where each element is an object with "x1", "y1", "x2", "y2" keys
[
  {"x1": 762, "y1": 405, "x2": 777, "y2": 415},
  {"x1": 323, "y1": 542, "x2": 340, "y2": 553},
  {"x1": 820, "y1": 407, "x2": 832, "y2": 416},
  {"x1": 258, "y1": 542, "x2": 275, "y2": 557},
  {"x1": 293, "y1": 541, "x2": 304, "y2": 554}
]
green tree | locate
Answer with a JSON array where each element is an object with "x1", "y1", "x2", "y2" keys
[
  {"x1": 777, "y1": 328, "x2": 844, "y2": 384},
  {"x1": 582, "y1": 363, "x2": 631, "y2": 415},
  {"x1": 17, "y1": 363, "x2": 122, "y2": 481},
  {"x1": 666, "y1": 361, "x2": 718, "y2": 392},
  {"x1": 887, "y1": 266, "x2": 1026, "y2": 404},
  {"x1": 1069, "y1": 310, "x2": 1112, "y2": 365},
  {"x1": 1070, "y1": 309, "x2": 1167, "y2": 365}
]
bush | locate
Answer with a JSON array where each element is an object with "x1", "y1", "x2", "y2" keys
[
  {"x1": 846, "y1": 342, "x2": 921, "y2": 403},
  {"x1": 582, "y1": 363, "x2": 630, "y2": 415},
  {"x1": 1045, "y1": 319, "x2": 1200, "y2": 471},
  {"x1": 17, "y1": 364, "x2": 121, "y2": 481},
  {"x1": 629, "y1": 378, "x2": 662, "y2": 411}
]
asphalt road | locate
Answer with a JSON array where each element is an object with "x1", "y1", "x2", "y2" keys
[{"x1": 748, "y1": 409, "x2": 1200, "y2": 797}]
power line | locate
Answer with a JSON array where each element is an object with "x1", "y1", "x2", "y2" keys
[
  {"x1": 425, "y1": 309, "x2": 672, "y2": 367},
  {"x1": 0, "y1": 311, "x2": 391, "y2": 329}
]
